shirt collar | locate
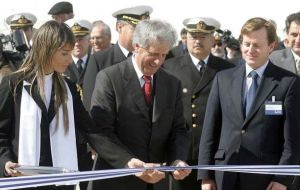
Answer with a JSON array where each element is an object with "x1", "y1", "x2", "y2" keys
[
  {"x1": 118, "y1": 42, "x2": 130, "y2": 57},
  {"x1": 245, "y1": 60, "x2": 269, "y2": 78},
  {"x1": 72, "y1": 54, "x2": 88, "y2": 65},
  {"x1": 132, "y1": 55, "x2": 153, "y2": 86},
  {"x1": 291, "y1": 49, "x2": 300, "y2": 62},
  {"x1": 189, "y1": 53, "x2": 209, "y2": 67}
]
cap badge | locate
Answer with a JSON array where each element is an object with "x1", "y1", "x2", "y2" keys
[
  {"x1": 17, "y1": 15, "x2": 29, "y2": 24},
  {"x1": 196, "y1": 21, "x2": 206, "y2": 30},
  {"x1": 72, "y1": 23, "x2": 82, "y2": 31}
]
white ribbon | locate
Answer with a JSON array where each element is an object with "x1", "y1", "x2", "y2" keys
[{"x1": 1, "y1": 165, "x2": 300, "y2": 189}]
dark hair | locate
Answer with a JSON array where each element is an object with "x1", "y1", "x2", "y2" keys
[
  {"x1": 285, "y1": 12, "x2": 300, "y2": 33},
  {"x1": 180, "y1": 28, "x2": 187, "y2": 36}
]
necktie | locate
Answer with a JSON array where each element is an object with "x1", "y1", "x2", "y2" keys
[
  {"x1": 199, "y1": 60, "x2": 206, "y2": 77},
  {"x1": 76, "y1": 59, "x2": 83, "y2": 74},
  {"x1": 245, "y1": 71, "x2": 259, "y2": 116},
  {"x1": 142, "y1": 75, "x2": 152, "y2": 105},
  {"x1": 296, "y1": 59, "x2": 300, "y2": 75},
  {"x1": 127, "y1": 52, "x2": 133, "y2": 57}
]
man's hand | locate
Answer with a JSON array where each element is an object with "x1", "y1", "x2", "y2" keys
[
  {"x1": 171, "y1": 160, "x2": 192, "y2": 180},
  {"x1": 126, "y1": 158, "x2": 165, "y2": 183},
  {"x1": 4, "y1": 161, "x2": 21, "y2": 177},
  {"x1": 202, "y1": 179, "x2": 216, "y2": 190},
  {"x1": 266, "y1": 181, "x2": 287, "y2": 190}
]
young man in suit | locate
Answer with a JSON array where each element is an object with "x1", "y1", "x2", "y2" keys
[
  {"x1": 198, "y1": 17, "x2": 300, "y2": 190},
  {"x1": 82, "y1": 5, "x2": 153, "y2": 110},
  {"x1": 89, "y1": 19, "x2": 191, "y2": 190},
  {"x1": 270, "y1": 12, "x2": 300, "y2": 74},
  {"x1": 164, "y1": 17, "x2": 234, "y2": 190}
]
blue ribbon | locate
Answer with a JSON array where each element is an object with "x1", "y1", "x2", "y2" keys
[{"x1": 2, "y1": 165, "x2": 300, "y2": 189}]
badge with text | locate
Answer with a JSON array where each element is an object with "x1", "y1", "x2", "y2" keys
[{"x1": 265, "y1": 96, "x2": 283, "y2": 115}]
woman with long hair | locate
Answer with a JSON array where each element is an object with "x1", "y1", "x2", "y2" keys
[{"x1": 0, "y1": 20, "x2": 96, "y2": 190}]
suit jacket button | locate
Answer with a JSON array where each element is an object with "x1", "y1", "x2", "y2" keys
[
  {"x1": 241, "y1": 130, "x2": 245, "y2": 134},
  {"x1": 192, "y1": 124, "x2": 197, "y2": 128},
  {"x1": 192, "y1": 95, "x2": 196, "y2": 99},
  {"x1": 192, "y1": 113, "x2": 197, "y2": 118},
  {"x1": 192, "y1": 104, "x2": 196, "y2": 108}
]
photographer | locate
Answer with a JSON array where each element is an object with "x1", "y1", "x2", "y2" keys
[
  {"x1": 211, "y1": 29, "x2": 242, "y2": 64},
  {"x1": 0, "y1": 12, "x2": 37, "y2": 83},
  {"x1": 6, "y1": 12, "x2": 36, "y2": 47},
  {"x1": 0, "y1": 39, "x2": 23, "y2": 83}
]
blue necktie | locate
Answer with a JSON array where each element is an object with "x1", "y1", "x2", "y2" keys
[{"x1": 245, "y1": 71, "x2": 259, "y2": 116}]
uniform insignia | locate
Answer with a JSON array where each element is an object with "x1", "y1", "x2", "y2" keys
[
  {"x1": 76, "y1": 84, "x2": 83, "y2": 100},
  {"x1": 17, "y1": 15, "x2": 29, "y2": 24},
  {"x1": 196, "y1": 21, "x2": 206, "y2": 30}
]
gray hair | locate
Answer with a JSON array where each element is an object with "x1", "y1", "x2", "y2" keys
[
  {"x1": 92, "y1": 20, "x2": 111, "y2": 38},
  {"x1": 132, "y1": 19, "x2": 177, "y2": 49}
]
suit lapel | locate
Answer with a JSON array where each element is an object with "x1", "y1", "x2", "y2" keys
[
  {"x1": 230, "y1": 65, "x2": 245, "y2": 122},
  {"x1": 78, "y1": 54, "x2": 90, "y2": 84},
  {"x1": 152, "y1": 70, "x2": 166, "y2": 123},
  {"x1": 24, "y1": 82, "x2": 48, "y2": 117},
  {"x1": 285, "y1": 49, "x2": 297, "y2": 73},
  {"x1": 47, "y1": 81, "x2": 56, "y2": 122},
  {"x1": 243, "y1": 63, "x2": 278, "y2": 126},
  {"x1": 193, "y1": 55, "x2": 217, "y2": 94},
  {"x1": 122, "y1": 59, "x2": 150, "y2": 120},
  {"x1": 114, "y1": 43, "x2": 127, "y2": 64}
]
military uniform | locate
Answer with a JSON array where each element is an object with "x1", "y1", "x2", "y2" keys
[
  {"x1": 65, "y1": 19, "x2": 92, "y2": 190},
  {"x1": 65, "y1": 19, "x2": 92, "y2": 86},
  {"x1": 164, "y1": 17, "x2": 234, "y2": 190},
  {"x1": 82, "y1": 5, "x2": 153, "y2": 110}
]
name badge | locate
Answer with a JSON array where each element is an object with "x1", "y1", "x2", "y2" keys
[{"x1": 265, "y1": 101, "x2": 283, "y2": 115}]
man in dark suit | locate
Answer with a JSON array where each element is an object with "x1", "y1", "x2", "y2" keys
[
  {"x1": 164, "y1": 17, "x2": 234, "y2": 190},
  {"x1": 270, "y1": 11, "x2": 300, "y2": 74},
  {"x1": 198, "y1": 17, "x2": 300, "y2": 190},
  {"x1": 89, "y1": 19, "x2": 191, "y2": 190},
  {"x1": 82, "y1": 5, "x2": 153, "y2": 110}
]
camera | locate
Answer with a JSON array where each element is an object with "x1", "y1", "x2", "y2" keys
[
  {"x1": 0, "y1": 31, "x2": 27, "y2": 70},
  {"x1": 1, "y1": 30, "x2": 30, "y2": 53},
  {"x1": 216, "y1": 29, "x2": 232, "y2": 44},
  {"x1": 215, "y1": 29, "x2": 240, "y2": 50}
]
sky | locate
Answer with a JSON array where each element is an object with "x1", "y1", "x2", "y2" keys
[{"x1": 0, "y1": 0, "x2": 299, "y2": 42}]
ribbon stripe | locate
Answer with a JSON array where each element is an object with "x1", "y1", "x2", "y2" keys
[{"x1": 2, "y1": 165, "x2": 300, "y2": 189}]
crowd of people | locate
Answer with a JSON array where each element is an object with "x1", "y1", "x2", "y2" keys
[{"x1": 0, "y1": 1, "x2": 300, "y2": 190}]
